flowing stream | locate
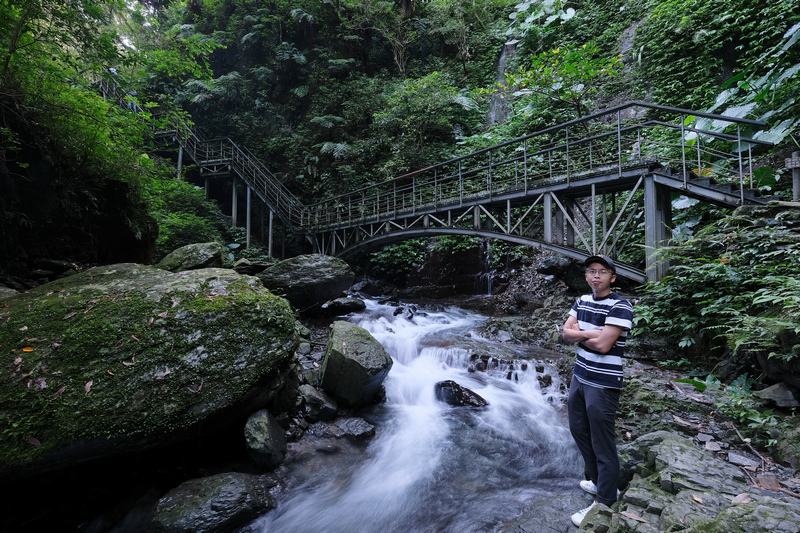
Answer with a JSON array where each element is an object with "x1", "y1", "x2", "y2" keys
[{"x1": 248, "y1": 299, "x2": 582, "y2": 532}]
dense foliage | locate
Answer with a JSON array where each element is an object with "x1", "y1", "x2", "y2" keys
[
  {"x1": 634, "y1": 205, "x2": 800, "y2": 363},
  {"x1": 2, "y1": 0, "x2": 800, "y2": 370}
]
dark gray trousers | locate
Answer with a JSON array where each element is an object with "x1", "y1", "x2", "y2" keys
[{"x1": 567, "y1": 376, "x2": 620, "y2": 506}]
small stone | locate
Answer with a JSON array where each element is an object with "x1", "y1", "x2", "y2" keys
[
  {"x1": 697, "y1": 433, "x2": 714, "y2": 443},
  {"x1": 728, "y1": 451, "x2": 759, "y2": 469},
  {"x1": 705, "y1": 441, "x2": 722, "y2": 452}
]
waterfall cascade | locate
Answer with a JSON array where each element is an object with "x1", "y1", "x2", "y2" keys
[{"x1": 249, "y1": 299, "x2": 582, "y2": 532}]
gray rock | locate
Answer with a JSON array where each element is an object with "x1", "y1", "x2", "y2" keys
[
  {"x1": 156, "y1": 242, "x2": 224, "y2": 272},
  {"x1": 257, "y1": 254, "x2": 354, "y2": 314},
  {"x1": 149, "y1": 472, "x2": 278, "y2": 532},
  {"x1": 299, "y1": 384, "x2": 338, "y2": 422},
  {"x1": 333, "y1": 417, "x2": 376, "y2": 440},
  {"x1": 434, "y1": 380, "x2": 489, "y2": 408},
  {"x1": 0, "y1": 286, "x2": 19, "y2": 299},
  {"x1": 321, "y1": 297, "x2": 367, "y2": 315},
  {"x1": 507, "y1": 431, "x2": 800, "y2": 533},
  {"x1": 244, "y1": 409, "x2": 287, "y2": 469},
  {"x1": 350, "y1": 278, "x2": 385, "y2": 297},
  {"x1": 727, "y1": 451, "x2": 760, "y2": 469},
  {"x1": 753, "y1": 382, "x2": 800, "y2": 408},
  {"x1": 0, "y1": 264, "x2": 297, "y2": 481},
  {"x1": 232, "y1": 257, "x2": 271, "y2": 275},
  {"x1": 320, "y1": 320, "x2": 393, "y2": 407}
]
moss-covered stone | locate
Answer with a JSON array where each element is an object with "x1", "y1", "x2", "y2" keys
[{"x1": 0, "y1": 264, "x2": 298, "y2": 479}]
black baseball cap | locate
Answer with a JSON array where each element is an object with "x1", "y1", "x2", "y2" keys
[{"x1": 584, "y1": 254, "x2": 616, "y2": 273}]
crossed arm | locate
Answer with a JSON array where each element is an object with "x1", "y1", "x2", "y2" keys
[{"x1": 562, "y1": 316, "x2": 624, "y2": 354}]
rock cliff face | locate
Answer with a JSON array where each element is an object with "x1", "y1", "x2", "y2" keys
[{"x1": 0, "y1": 264, "x2": 298, "y2": 480}]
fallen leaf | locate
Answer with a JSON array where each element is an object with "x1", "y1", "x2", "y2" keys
[
  {"x1": 107, "y1": 370, "x2": 115, "y2": 375},
  {"x1": 51, "y1": 342, "x2": 60, "y2": 348},
  {"x1": 27, "y1": 437, "x2": 41, "y2": 447},
  {"x1": 19, "y1": 326, "x2": 28, "y2": 331},
  {"x1": 131, "y1": 335, "x2": 140, "y2": 341},
  {"x1": 620, "y1": 511, "x2": 647, "y2": 523},
  {"x1": 158, "y1": 311, "x2": 168, "y2": 318},
  {"x1": 692, "y1": 494, "x2": 704, "y2": 504},
  {"x1": 85, "y1": 380, "x2": 93, "y2": 394},
  {"x1": 22, "y1": 347, "x2": 34, "y2": 352},
  {"x1": 148, "y1": 317, "x2": 154, "y2": 325},
  {"x1": 52, "y1": 386, "x2": 66, "y2": 400},
  {"x1": 14, "y1": 357, "x2": 22, "y2": 365},
  {"x1": 63, "y1": 312, "x2": 77, "y2": 320}
]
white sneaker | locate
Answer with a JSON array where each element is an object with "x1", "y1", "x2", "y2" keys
[
  {"x1": 571, "y1": 501, "x2": 597, "y2": 527},
  {"x1": 579, "y1": 479, "x2": 598, "y2": 495},
  {"x1": 579, "y1": 479, "x2": 621, "y2": 498}
]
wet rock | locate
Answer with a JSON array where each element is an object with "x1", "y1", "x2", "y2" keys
[
  {"x1": 321, "y1": 297, "x2": 367, "y2": 315},
  {"x1": 333, "y1": 417, "x2": 376, "y2": 440},
  {"x1": 350, "y1": 278, "x2": 386, "y2": 297},
  {"x1": 244, "y1": 409, "x2": 287, "y2": 469},
  {"x1": 320, "y1": 320, "x2": 393, "y2": 407},
  {"x1": 299, "y1": 384, "x2": 338, "y2": 422},
  {"x1": 434, "y1": 380, "x2": 489, "y2": 408},
  {"x1": 149, "y1": 472, "x2": 278, "y2": 533},
  {"x1": 156, "y1": 242, "x2": 224, "y2": 272},
  {"x1": 257, "y1": 254, "x2": 354, "y2": 314}
]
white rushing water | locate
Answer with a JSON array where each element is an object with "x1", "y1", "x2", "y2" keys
[{"x1": 249, "y1": 299, "x2": 582, "y2": 532}]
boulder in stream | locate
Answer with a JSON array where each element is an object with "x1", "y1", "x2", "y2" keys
[
  {"x1": 435, "y1": 380, "x2": 489, "y2": 408},
  {"x1": 320, "y1": 320, "x2": 393, "y2": 407}
]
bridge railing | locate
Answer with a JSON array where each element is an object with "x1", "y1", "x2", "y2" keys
[
  {"x1": 156, "y1": 114, "x2": 306, "y2": 228},
  {"x1": 307, "y1": 101, "x2": 771, "y2": 232}
]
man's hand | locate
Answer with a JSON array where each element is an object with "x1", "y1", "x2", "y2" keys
[{"x1": 562, "y1": 316, "x2": 623, "y2": 354}]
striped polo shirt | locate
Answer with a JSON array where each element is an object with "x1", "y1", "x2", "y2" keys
[{"x1": 569, "y1": 292, "x2": 633, "y2": 390}]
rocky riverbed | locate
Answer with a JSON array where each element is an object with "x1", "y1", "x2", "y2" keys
[{"x1": 2, "y1": 248, "x2": 800, "y2": 532}]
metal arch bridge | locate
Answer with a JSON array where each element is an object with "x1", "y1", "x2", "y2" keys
[{"x1": 157, "y1": 101, "x2": 774, "y2": 284}]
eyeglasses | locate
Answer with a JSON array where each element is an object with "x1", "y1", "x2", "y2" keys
[{"x1": 586, "y1": 269, "x2": 612, "y2": 276}]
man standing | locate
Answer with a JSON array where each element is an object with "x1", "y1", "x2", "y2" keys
[{"x1": 562, "y1": 255, "x2": 633, "y2": 527}]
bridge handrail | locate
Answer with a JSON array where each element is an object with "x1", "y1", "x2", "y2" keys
[
  {"x1": 305, "y1": 101, "x2": 772, "y2": 231},
  {"x1": 156, "y1": 114, "x2": 306, "y2": 227}
]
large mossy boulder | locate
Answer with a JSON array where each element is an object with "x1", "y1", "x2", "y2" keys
[
  {"x1": 320, "y1": 320, "x2": 392, "y2": 407},
  {"x1": 0, "y1": 264, "x2": 298, "y2": 480},
  {"x1": 256, "y1": 254, "x2": 354, "y2": 314}
]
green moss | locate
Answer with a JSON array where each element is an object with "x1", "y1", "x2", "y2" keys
[{"x1": 0, "y1": 266, "x2": 297, "y2": 471}]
